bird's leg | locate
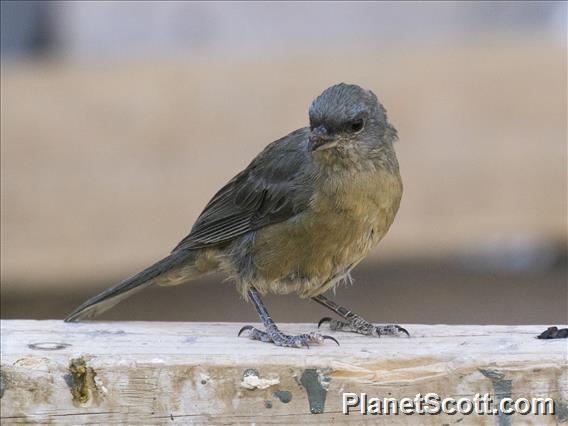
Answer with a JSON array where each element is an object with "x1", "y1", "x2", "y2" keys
[
  {"x1": 238, "y1": 287, "x2": 339, "y2": 348},
  {"x1": 312, "y1": 294, "x2": 409, "y2": 337}
]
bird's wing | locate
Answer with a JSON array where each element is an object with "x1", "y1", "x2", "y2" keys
[{"x1": 172, "y1": 128, "x2": 314, "y2": 252}]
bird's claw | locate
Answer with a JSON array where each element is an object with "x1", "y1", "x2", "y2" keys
[
  {"x1": 318, "y1": 317, "x2": 332, "y2": 328},
  {"x1": 318, "y1": 317, "x2": 410, "y2": 338},
  {"x1": 238, "y1": 325, "x2": 254, "y2": 337},
  {"x1": 322, "y1": 334, "x2": 340, "y2": 346},
  {"x1": 374, "y1": 324, "x2": 410, "y2": 337},
  {"x1": 395, "y1": 325, "x2": 410, "y2": 337},
  {"x1": 238, "y1": 325, "x2": 339, "y2": 348}
]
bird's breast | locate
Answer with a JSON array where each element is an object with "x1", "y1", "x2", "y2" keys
[
  {"x1": 251, "y1": 165, "x2": 402, "y2": 297},
  {"x1": 312, "y1": 165, "x2": 402, "y2": 255}
]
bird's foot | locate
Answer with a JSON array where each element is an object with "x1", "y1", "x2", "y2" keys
[
  {"x1": 238, "y1": 325, "x2": 339, "y2": 348},
  {"x1": 318, "y1": 316, "x2": 409, "y2": 337}
]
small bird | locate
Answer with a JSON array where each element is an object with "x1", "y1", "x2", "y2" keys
[{"x1": 65, "y1": 83, "x2": 408, "y2": 348}]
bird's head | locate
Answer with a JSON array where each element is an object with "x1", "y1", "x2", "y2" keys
[{"x1": 308, "y1": 83, "x2": 397, "y2": 157}]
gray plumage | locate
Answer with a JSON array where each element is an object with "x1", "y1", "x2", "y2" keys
[{"x1": 65, "y1": 83, "x2": 402, "y2": 324}]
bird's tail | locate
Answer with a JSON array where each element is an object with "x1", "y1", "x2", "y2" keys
[{"x1": 64, "y1": 250, "x2": 195, "y2": 322}]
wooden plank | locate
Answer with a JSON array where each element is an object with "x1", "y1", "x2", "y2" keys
[{"x1": 1, "y1": 320, "x2": 566, "y2": 424}]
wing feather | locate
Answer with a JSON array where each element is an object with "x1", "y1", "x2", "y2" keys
[{"x1": 172, "y1": 128, "x2": 313, "y2": 252}]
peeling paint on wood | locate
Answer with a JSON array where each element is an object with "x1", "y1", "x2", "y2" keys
[
  {"x1": 480, "y1": 369, "x2": 513, "y2": 426},
  {"x1": 240, "y1": 369, "x2": 280, "y2": 390},
  {"x1": 555, "y1": 400, "x2": 568, "y2": 423},
  {"x1": 273, "y1": 390, "x2": 292, "y2": 404},
  {"x1": 1, "y1": 320, "x2": 566, "y2": 424},
  {"x1": 0, "y1": 370, "x2": 6, "y2": 399},
  {"x1": 64, "y1": 357, "x2": 101, "y2": 407},
  {"x1": 300, "y1": 368, "x2": 329, "y2": 414}
]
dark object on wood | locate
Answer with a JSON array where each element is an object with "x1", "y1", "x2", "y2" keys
[{"x1": 537, "y1": 326, "x2": 568, "y2": 339}]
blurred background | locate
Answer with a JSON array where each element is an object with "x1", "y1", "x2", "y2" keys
[{"x1": 1, "y1": 1, "x2": 566, "y2": 325}]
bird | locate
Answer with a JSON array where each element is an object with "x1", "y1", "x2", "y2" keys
[{"x1": 65, "y1": 83, "x2": 408, "y2": 348}]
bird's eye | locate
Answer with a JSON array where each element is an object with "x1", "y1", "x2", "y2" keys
[{"x1": 350, "y1": 119, "x2": 364, "y2": 133}]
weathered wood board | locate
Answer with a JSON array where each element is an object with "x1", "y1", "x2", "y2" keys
[{"x1": 1, "y1": 321, "x2": 566, "y2": 424}]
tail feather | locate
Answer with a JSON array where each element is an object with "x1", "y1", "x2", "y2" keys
[{"x1": 64, "y1": 251, "x2": 192, "y2": 322}]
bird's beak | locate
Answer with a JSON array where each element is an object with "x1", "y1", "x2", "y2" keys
[{"x1": 309, "y1": 126, "x2": 338, "y2": 151}]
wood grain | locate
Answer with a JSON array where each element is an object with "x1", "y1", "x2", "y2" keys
[{"x1": 1, "y1": 321, "x2": 566, "y2": 424}]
